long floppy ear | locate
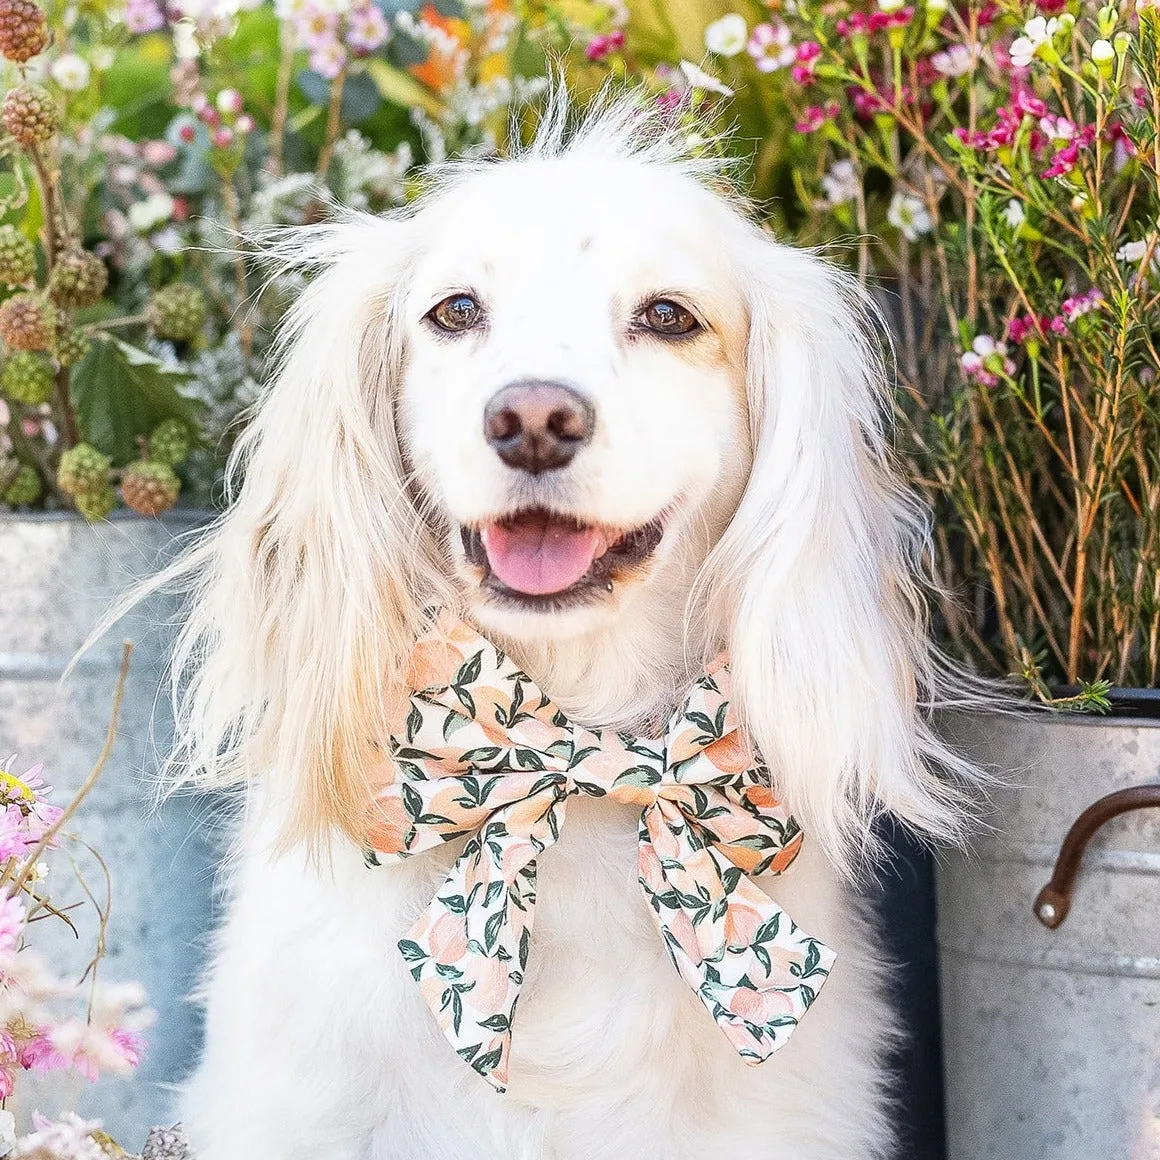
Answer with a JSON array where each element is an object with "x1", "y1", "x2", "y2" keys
[
  {"x1": 158, "y1": 211, "x2": 455, "y2": 850},
  {"x1": 702, "y1": 229, "x2": 972, "y2": 878}
]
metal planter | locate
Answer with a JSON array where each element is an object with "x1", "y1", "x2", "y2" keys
[
  {"x1": 0, "y1": 511, "x2": 215, "y2": 1144},
  {"x1": 937, "y1": 710, "x2": 1160, "y2": 1160}
]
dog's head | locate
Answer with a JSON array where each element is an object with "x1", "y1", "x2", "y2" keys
[{"x1": 171, "y1": 94, "x2": 969, "y2": 872}]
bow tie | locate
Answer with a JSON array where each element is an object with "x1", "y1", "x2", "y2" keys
[{"x1": 366, "y1": 613, "x2": 835, "y2": 1092}]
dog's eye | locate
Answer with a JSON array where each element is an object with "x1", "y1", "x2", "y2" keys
[
  {"x1": 428, "y1": 294, "x2": 483, "y2": 333},
  {"x1": 639, "y1": 299, "x2": 700, "y2": 337}
]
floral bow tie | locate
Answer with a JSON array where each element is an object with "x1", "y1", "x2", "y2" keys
[{"x1": 366, "y1": 613, "x2": 835, "y2": 1092}]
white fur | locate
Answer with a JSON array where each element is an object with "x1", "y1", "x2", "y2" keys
[{"x1": 160, "y1": 92, "x2": 973, "y2": 1159}]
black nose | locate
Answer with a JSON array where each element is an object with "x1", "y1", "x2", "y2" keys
[{"x1": 483, "y1": 381, "x2": 595, "y2": 474}]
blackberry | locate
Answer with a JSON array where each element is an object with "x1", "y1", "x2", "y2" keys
[
  {"x1": 3, "y1": 462, "x2": 40, "y2": 506},
  {"x1": 147, "y1": 418, "x2": 192, "y2": 467},
  {"x1": 56, "y1": 442, "x2": 111, "y2": 497},
  {"x1": 2, "y1": 83, "x2": 58, "y2": 147},
  {"x1": 1, "y1": 350, "x2": 53, "y2": 404},
  {"x1": 0, "y1": 291, "x2": 53, "y2": 350},
  {"x1": 53, "y1": 326, "x2": 91, "y2": 367},
  {"x1": 0, "y1": 0, "x2": 47, "y2": 63},
  {"x1": 0, "y1": 223, "x2": 35, "y2": 285},
  {"x1": 121, "y1": 459, "x2": 180, "y2": 516},
  {"x1": 48, "y1": 246, "x2": 108, "y2": 308},
  {"x1": 149, "y1": 283, "x2": 207, "y2": 343}
]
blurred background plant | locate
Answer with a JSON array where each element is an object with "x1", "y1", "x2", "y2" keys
[{"x1": 0, "y1": 0, "x2": 1154, "y2": 692}]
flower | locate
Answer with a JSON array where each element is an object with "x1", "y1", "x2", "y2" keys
[
  {"x1": 1090, "y1": 37, "x2": 1115, "y2": 75},
  {"x1": 704, "y1": 13, "x2": 747, "y2": 57},
  {"x1": 585, "y1": 30, "x2": 624, "y2": 61},
  {"x1": 887, "y1": 191, "x2": 933, "y2": 241},
  {"x1": 1002, "y1": 199, "x2": 1025, "y2": 229},
  {"x1": 50, "y1": 53, "x2": 91, "y2": 91},
  {"x1": 347, "y1": 2, "x2": 389, "y2": 53},
  {"x1": 931, "y1": 44, "x2": 974, "y2": 76},
  {"x1": 1010, "y1": 15, "x2": 1058, "y2": 68},
  {"x1": 822, "y1": 159, "x2": 860, "y2": 205},
  {"x1": 126, "y1": 191, "x2": 175, "y2": 232},
  {"x1": 1039, "y1": 114, "x2": 1076, "y2": 140},
  {"x1": 1061, "y1": 286, "x2": 1104, "y2": 322},
  {"x1": 961, "y1": 334, "x2": 1015, "y2": 385},
  {"x1": 794, "y1": 101, "x2": 838, "y2": 132},
  {"x1": 746, "y1": 20, "x2": 795, "y2": 72},
  {"x1": 677, "y1": 60, "x2": 733, "y2": 96},
  {"x1": 310, "y1": 36, "x2": 347, "y2": 78},
  {"x1": 0, "y1": 895, "x2": 24, "y2": 954},
  {"x1": 1117, "y1": 239, "x2": 1150, "y2": 262}
]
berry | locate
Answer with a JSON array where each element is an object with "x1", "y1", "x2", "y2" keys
[
  {"x1": 0, "y1": 224, "x2": 35, "y2": 285},
  {"x1": 75, "y1": 484, "x2": 115, "y2": 521},
  {"x1": 142, "y1": 1124, "x2": 194, "y2": 1160},
  {"x1": 56, "y1": 442, "x2": 111, "y2": 497},
  {"x1": 3, "y1": 462, "x2": 40, "y2": 506},
  {"x1": 1, "y1": 350, "x2": 52, "y2": 404},
  {"x1": 0, "y1": 291, "x2": 52, "y2": 349},
  {"x1": 149, "y1": 283, "x2": 206, "y2": 343},
  {"x1": 53, "y1": 326, "x2": 91, "y2": 367},
  {"x1": 148, "y1": 418, "x2": 192, "y2": 467},
  {"x1": 48, "y1": 246, "x2": 108, "y2": 308},
  {"x1": 2, "y1": 83, "x2": 58, "y2": 147},
  {"x1": 0, "y1": 0, "x2": 47, "y2": 63},
  {"x1": 121, "y1": 459, "x2": 180, "y2": 516}
]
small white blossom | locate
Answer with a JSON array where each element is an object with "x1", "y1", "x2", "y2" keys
[
  {"x1": 931, "y1": 43, "x2": 974, "y2": 75},
  {"x1": 678, "y1": 60, "x2": 734, "y2": 95},
  {"x1": 822, "y1": 159, "x2": 860, "y2": 206},
  {"x1": 1010, "y1": 15, "x2": 1057, "y2": 67},
  {"x1": 127, "y1": 192, "x2": 176, "y2": 233},
  {"x1": 704, "y1": 13, "x2": 748, "y2": 57},
  {"x1": 887, "y1": 192, "x2": 933, "y2": 241},
  {"x1": 1090, "y1": 38, "x2": 1115, "y2": 68},
  {"x1": 50, "y1": 53, "x2": 91, "y2": 91},
  {"x1": 1002, "y1": 200, "x2": 1026, "y2": 229},
  {"x1": 1117, "y1": 239, "x2": 1150, "y2": 262},
  {"x1": 90, "y1": 45, "x2": 115, "y2": 70}
]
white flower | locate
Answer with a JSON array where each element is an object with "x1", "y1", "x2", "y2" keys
[
  {"x1": 878, "y1": 0, "x2": 905, "y2": 11},
  {"x1": 1117, "y1": 239, "x2": 1149, "y2": 262},
  {"x1": 887, "y1": 192, "x2": 933, "y2": 241},
  {"x1": 704, "y1": 13, "x2": 747, "y2": 57},
  {"x1": 1010, "y1": 15, "x2": 1057, "y2": 67},
  {"x1": 1090, "y1": 37, "x2": 1115, "y2": 64},
  {"x1": 678, "y1": 60, "x2": 734, "y2": 96},
  {"x1": 1002, "y1": 199, "x2": 1025, "y2": 229},
  {"x1": 822, "y1": 159, "x2": 860, "y2": 205},
  {"x1": 50, "y1": 52, "x2": 91, "y2": 91},
  {"x1": 172, "y1": 17, "x2": 201, "y2": 59},
  {"x1": 931, "y1": 44, "x2": 973, "y2": 76},
  {"x1": 90, "y1": 45, "x2": 115, "y2": 70},
  {"x1": 127, "y1": 192, "x2": 176, "y2": 233},
  {"x1": 0, "y1": 1110, "x2": 15, "y2": 1158},
  {"x1": 926, "y1": 0, "x2": 949, "y2": 12}
]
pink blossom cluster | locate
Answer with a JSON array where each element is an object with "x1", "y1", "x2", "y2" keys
[
  {"x1": 795, "y1": 100, "x2": 840, "y2": 133},
  {"x1": 280, "y1": 0, "x2": 390, "y2": 80},
  {"x1": 954, "y1": 89, "x2": 1048, "y2": 150},
  {"x1": 1007, "y1": 288, "x2": 1105, "y2": 343},
  {"x1": 124, "y1": 0, "x2": 166, "y2": 34},
  {"x1": 188, "y1": 88, "x2": 255, "y2": 150},
  {"x1": 836, "y1": 7, "x2": 914, "y2": 37},
  {"x1": 960, "y1": 335, "x2": 1015, "y2": 386},
  {"x1": 585, "y1": 30, "x2": 624, "y2": 62}
]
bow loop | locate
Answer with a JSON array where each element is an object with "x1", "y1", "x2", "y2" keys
[{"x1": 369, "y1": 613, "x2": 834, "y2": 1091}]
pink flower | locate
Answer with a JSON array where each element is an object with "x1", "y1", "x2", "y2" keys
[
  {"x1": 1007, "y1": 314, "x2": 1041, "y2": 344},
  {"x1": 346, "y1": 2, "x2": 389, "y2": 53},
  {"x1": 585, "y1": 30, "x2": 624, "y2": 61},
  {"x1": 309, "y1": 37, "x2": 346, "y2": 79},
  {"x1": 1041, "y1": 141, "x2": 1079, "y2": 178},
  {"x1": 0, "y1": 894, "x2": 25, "y2": 953},
  {"x1": 794, "y1": 101, "x2": 838, "y2": 133},
  {"x1": 1039, "y1": 114, "x2": 1076, "y2": 141},
  {"x1": 1061, "y1": 287, "x2": 1104, "y2": 322},
  {"x1": 211, "y1": 126, "x2": 234, "y2": 149},
  {"x1": 124, "y1": 0, "x2": 165, "y2": 33},
  {"x1": 747, "y1": 20, "x2": 796, "y2": 72}
]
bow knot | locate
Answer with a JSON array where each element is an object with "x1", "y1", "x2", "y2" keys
[{"x1": 367, "y1": 613, "x2": 835, "y2": 1091}]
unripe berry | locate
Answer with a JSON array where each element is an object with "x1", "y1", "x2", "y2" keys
[
  {"x1": 121, "y1": 459, "x2": 180, "y2": 516},
  {"x1": 1, "y1": 350, "x2": 53, "y2": 404},
  {"x1": 0, "y1": 291, "x2": 53, "y2": 350},
  {"x1": 0, "y1": 0, "x2": 47, "y2": 64},
  {"x1": 2, "y1": 83, "x2": 59, "y2": 147}
]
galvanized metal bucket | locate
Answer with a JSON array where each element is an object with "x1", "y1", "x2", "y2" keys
[
  {"x1": 0, "y1": 511, "x2": 216, "y2": 1144},
  {"x1": 937, "y1": 710, "x2": 1160, "y2": 1160}
]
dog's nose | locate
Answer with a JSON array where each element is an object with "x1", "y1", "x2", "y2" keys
[{"x1": 483, "y1": 381, "x2": 595, "y2": 474}]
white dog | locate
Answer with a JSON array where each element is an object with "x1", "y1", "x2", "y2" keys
[{"x1": 163, "y1": 91, "x2": 971, "y2": 1159}]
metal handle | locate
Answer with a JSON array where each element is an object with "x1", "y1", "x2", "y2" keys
[{"x1": 1033, "y1": 785, "x2": 1160, "y2": 928}]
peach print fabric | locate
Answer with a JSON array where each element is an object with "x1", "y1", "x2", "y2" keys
[{"x1": 366, "y1": 612, "x2": 835, "y2": 1092}]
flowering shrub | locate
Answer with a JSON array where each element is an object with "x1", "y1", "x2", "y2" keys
[{"x1": 0, "y1": 649, "x2": 166, "y2": 1156}]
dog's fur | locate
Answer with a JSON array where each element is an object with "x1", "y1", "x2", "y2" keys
[{"x1": 161, "y1": 92, "x2": 973, "y2": 1159}]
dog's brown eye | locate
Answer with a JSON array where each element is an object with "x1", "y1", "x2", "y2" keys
[
  {"x1": 639, "y1": 299, "x2": 699, "y2": 337},
  {"x1": 429, "y1": 294, "x2": 483, "y2": 333}
]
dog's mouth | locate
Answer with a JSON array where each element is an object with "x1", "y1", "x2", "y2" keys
[{"x1": 460, "y1": 508, "x2": 665, "y2": 605}]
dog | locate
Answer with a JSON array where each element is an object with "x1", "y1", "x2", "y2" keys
[{"x1": 166, "y1": 90, "x2": 971, "y2": 1159}]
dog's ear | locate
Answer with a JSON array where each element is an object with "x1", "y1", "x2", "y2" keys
[
  {"x1": 703, "y1": 233, "x2": 970, "y2": 878},
  {"x1": 164, "y1": 212, "x2": 455, "y2": 851}
]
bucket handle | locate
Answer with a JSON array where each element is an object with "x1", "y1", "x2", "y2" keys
[{"x1": 1033, "y1": 784, "x2": 1160, "y2": 929}]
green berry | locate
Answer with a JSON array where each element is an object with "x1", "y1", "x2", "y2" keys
[
  {"x1": 121, "y1": 459, "x2": 180, "y2": 516},
  {"x1": 2, "y1": 83, "x2": 58, "y2": 147},
  {"x1": 0, "y1": 224, "x2": 35, "y2": 285},
  {"x1": 0, "y1": 291, "x2": 53, "y2": 350},
  {"x1": 57, "y1": 442, "x2": 111, "y2": 497},
  {"x1": 1, "y1": 349, "x2": 52, "y2": 404},
  {"x1": 48, "y1": 246, "x2": 108, "y2": 308},
  {"x1": 75, "y1": 485, "x2": 115, "y2": 521},
  {"x1": 149, "y1": 283, "x2": 207, "y2": 343},
  {"x1": 148, "y1": 418, "x2": 192, "y2": 467},
  {"x1": 3, "y1": 462, "x2": 40, "y2": 506},
  {"x1": 53, "y1": 327, "x2": 91, "y2": 367}
]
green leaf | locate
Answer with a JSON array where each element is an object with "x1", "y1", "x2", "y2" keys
[
  {"x1": 364, "y1": 58, "x2": 444, "y2": 120},
  {"x1": 70, "y1": 338, "x2": 202, "y2": 466}
]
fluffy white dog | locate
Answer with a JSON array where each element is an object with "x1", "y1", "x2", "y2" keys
[{"x1": 163, "y1": 92, "x2": 971, "y2": 1159}]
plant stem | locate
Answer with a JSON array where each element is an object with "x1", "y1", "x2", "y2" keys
[
  {"x1": 316, "y1": 60, "x2": 347, "y2": 179},
  {"x1": 271, "y1": 30, "x2": 295, "y2": 178}
]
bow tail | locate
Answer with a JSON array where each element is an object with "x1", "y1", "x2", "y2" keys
[
  {"x1": 637, "y1": 802, "x2": 837, "y2": 1066},
  {"x1": 397, "y1": 797, "x2": 563, "y2": 1092}
]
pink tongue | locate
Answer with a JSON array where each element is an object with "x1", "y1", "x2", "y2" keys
[{"x1": 482, "y1": 515, "x2": 606, "y2": 596}]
